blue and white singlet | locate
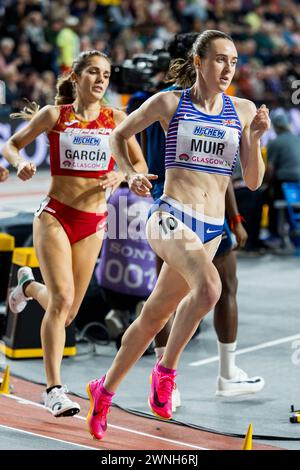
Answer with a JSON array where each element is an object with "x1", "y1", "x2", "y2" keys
[
  {"x1": 165, "y1": 88, "x2": 241, "y2": 175},
  {"x1": 148, "y1": 88, "x2": 242, "y2": 244}
]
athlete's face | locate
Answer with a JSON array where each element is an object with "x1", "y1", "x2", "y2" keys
[
  {"x1": 76, "y1": 56, "x2": 111, "y2": 101},
  {"x1": 196, "y1": 38, "x2": 238, "y2": 93}
]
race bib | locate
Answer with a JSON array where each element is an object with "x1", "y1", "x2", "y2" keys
[
  {"x1": 175, "y1": 120, "x2": 239, "y2": 171},
  {"x1": 59, "y1": 128, "x2": 112, "y2": 172}
]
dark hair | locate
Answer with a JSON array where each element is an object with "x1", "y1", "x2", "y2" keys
[
  {"x1": 55, "y1": 50, "x2": 111, "y2": 105},
  {"x1": 167, "y1": 32, "x2": 199, "y2": 60},
  {"x1": 166, "y1": 30, "x2": 234, "y2": 88}
]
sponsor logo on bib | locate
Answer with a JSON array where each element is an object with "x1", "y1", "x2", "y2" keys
[
  {"x1": 193, "y1": 125, "x2": 226, "y2": 139},
  {"x1": 72, "y1": 136, "x2": 101, "y2": 146}
]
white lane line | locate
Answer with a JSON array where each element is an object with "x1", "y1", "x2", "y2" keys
[
  {"x1": 104, "y1": 422, "x2": 208, "y2": 450},
  {"x1": 0, "y1": 423, "x2": 96, "y2": 450},
  {"x1": 2, "y1": 392, "x2": 208, "y2": 450},
  {"x1": 189, "y1": 333, "x2": 300, "y2": 367}
]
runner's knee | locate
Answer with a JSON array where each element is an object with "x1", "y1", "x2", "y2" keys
[
  {"x1": 48, "y1": 290, "x2": 74, "y2": 316},
  {"x1": 139, "y1": 300, "x2": 173, "y2": 334},
  {"x1": 195, "y1": 276, "x2": 222, "y2": 312},
  {"x1": 221, "y1": 275, "x2": 238, "y2": 297}
]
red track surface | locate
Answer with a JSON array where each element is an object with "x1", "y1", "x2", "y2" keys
[{"x1": 0, "y1": 373, "x2": 280, "y2": 450}]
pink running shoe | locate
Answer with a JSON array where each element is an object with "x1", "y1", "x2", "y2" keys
[
  {"x1": 86, "y1": 376, "x2": 114, "y2": 440},
  {"x1": 148, "y1": 361, "x2": 176, "y2": 420}
]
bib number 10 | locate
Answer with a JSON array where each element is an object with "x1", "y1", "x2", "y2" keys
[{"x1": 158, "y1": 216, "x2": 178, "y2": 235}]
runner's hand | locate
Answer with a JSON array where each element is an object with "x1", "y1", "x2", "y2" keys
[
  {"x1": 250, "y1": 104, "x2": 270, "y2": 139},
  {"x1": 17, "y1": 161, "x2": 36, "y2": 181},
  {"x1": 0, "y1": 165, "x2": 9, "y2": 182},
  {"x1": 127, "y1": 173, "x2": 158, "y2": 197},
  {"x1": 99, "y1": 171, "x2": 125, "y2": 190},
  {"x1": 231, "y1": 222, "x2": 248, "y2": 249}
]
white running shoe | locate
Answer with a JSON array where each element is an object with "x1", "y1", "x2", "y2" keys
[
  {"x1": 216, "y1": 367, "x2": 265, "y2": 397},
  {"x1": 8, "y1": 267, "x2": 35, "y2": 313},
  {"x1": 42, "y1": 385, "x2": 81, "y2": 417},
  {"x1": 105, "y1": 309, "x2": 127, "y2": 339},
  {"x1": 172, "y1": 385, "x2": 181, "y2": 412}
]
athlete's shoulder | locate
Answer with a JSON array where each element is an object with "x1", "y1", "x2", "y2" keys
[
  {"x1": 38, "y1": 104, "x2": 61, "y2": 119},
  {"x1": 147, "y1": 89, "x2": 181, "y2": 111},
  {"x1": 229, "y1": 96, "x2": 256, "y2": 128},
  {"x1": 37, "y1": 104, "x2": 59, "y2": 114},
  {"x1": 111, "y1": 107, "x2": 127, "y2": 125},
  {"x1": 229, "y1": 96, "x2": 256, "y2": 114},
  {"x1": 31, "y1": 105, "x2": 60, "y2": 131},
  {"x1": 160, "y1": 88, "x2": 182, "y2": 99}
]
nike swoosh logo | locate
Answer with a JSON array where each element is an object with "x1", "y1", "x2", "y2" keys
[
  {"x1": 183, "y1": 114, "x2": 192, "y2": 120},
  {"x1": 52, "y1": 402, "x2": 62, "y2": 411},
  {"x1": 64, "y1": 120, "x2": 80, "y2": 126},
  {"x1": 153, "y1": 388, "x2": 167, "y2": 408},
  {"x1": 206, "y1": 228, "x2": 220, "y2": 234},
  {"x1": 92, "y1": 409, "x2": 107, "y2": 430}
]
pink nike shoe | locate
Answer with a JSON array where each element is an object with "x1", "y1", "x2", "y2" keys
[
  {"x1": 86, "y1": 376, "x2": 114, "y2": 440},
  {"x1": 148, "y1": 360, "x2": 176, "y2": 420}
]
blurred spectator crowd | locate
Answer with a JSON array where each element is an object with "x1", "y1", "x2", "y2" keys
[{"x1": 1, "y1": 0, "x2": 300, "y2": 113}]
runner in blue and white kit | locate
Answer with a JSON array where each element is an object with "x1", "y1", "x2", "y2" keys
[
  {"x1": 148, "y1": 87, "x2": 241, "y2": 243},
  {"x1": 86, "y1": 30, "x2": 270, "y2": 438}
]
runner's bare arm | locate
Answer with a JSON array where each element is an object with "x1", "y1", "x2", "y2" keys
[
  {"x1": 1, "y1": 105, "x2": 59, "y2": 179},
  {"x1": 113, "y1": 109, "x2": 148, "y2": 174},
  {"x1": 238, "y1": 99, "x2": 270, "y2": 191},
  {"x1": 110, "y1": 93, "x2": 170, "y2": 182}
]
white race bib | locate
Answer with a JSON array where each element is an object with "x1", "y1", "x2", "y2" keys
[
  {"x1": 175, "y1": 120, "x2": 239, "y2": 171},
  {"x1": 59, "y1": 128, "x2": 112, "y2": 172}
]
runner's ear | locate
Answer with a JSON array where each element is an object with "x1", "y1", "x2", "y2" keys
[{"x1": 194, "y1": 55, "x2": 201, "y2": 67}]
